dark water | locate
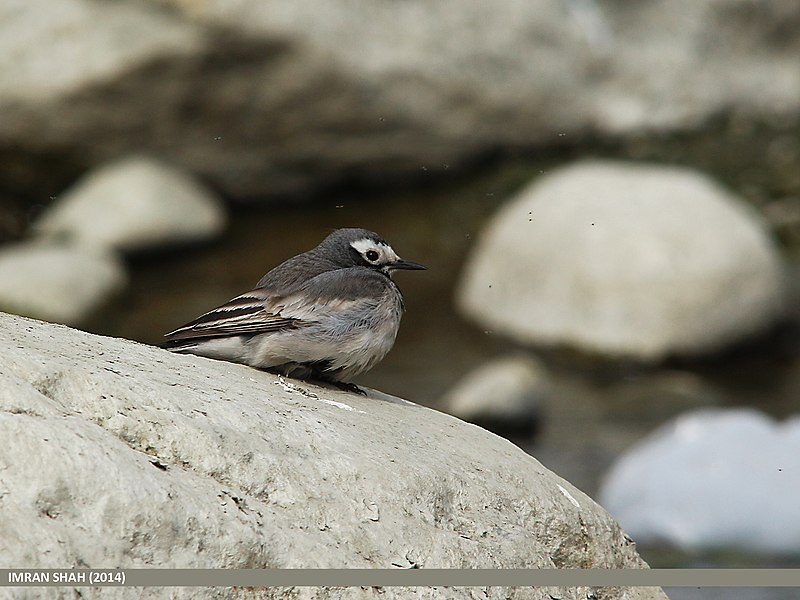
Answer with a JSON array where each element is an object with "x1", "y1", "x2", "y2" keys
[{"x1": 82, "y1": 116, "x2": 800, "y2": 572}]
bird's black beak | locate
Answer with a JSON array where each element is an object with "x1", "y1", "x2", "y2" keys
[{"x1": 392, "y1": 259, "x2": 427, "y2": 271}]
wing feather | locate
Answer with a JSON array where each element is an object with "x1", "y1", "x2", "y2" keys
[{"x1": 163, "y1": 290, "x2": 301, "y2": 342}]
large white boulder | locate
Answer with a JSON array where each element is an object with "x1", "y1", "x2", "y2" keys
[
  {"x1": 0, "y1": 312, "x2": 666, "y2": 600},
  {"x1": 599, "y1": 409, "x2": 800, "y2": 555},
  {"x1": 457, "y1": 161, "x2": 786, "y2": 361},
  {"x1": 0, "y1": 242, "x2": 126, "y2": 325},
  {"x1": 34, "y1": 155, "x2": 226, "y2": 253}
]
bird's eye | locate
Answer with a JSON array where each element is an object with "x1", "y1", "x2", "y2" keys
[{"x1": 365, "y1": 250, "x2": 380, "y2": 262}]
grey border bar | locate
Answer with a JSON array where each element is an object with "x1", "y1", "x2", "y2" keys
[{"x1": 2, "y1": 569, "x2": 800, "y2": 587}]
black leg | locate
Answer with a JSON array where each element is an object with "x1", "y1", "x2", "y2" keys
[
  {"x1": 266, "y1": 362, "x2": 366, "y2": 396},
  {"x1": 329, "y1": 381, "x2": 367, "y2": 396}
]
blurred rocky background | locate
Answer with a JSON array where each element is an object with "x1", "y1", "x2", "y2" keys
[{"x1": 2, "y1": 0, "x2": 800, "y2": 593}]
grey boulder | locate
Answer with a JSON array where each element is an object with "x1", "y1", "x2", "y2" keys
[
  {"x1": 3, "y1": 0, "x2": 800, "y2": 199},
  {"x1": 457, "y1": 160, "x2": 786, "y2": 361},
  {"x1": 0, "y1": 312, "x2": 666, "y2": 599}
]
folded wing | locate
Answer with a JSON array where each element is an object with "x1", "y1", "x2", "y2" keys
[{"x1": 163, "y1": 289, "x2": 301, "y2": 343}]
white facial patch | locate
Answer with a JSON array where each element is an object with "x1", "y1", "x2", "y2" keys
[{"x1": 350, "y1": 238, "x2": 400, "y2": 265}]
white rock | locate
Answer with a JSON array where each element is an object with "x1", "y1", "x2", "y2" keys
[
  {"x1": 0, "y1": 242, "x2": 126, "y2": 325},
  {"x1": 599, "y1": 408, "x2": 800, "y2": 555},
  {"x1": 457, "y1": 160, "x2": 786, "y2": 361},
  {"x1": 441, "y1": 355, "x2": 548, "y2": 433},
  {"x1": 0, "y1": 312, "x2": 667, "y2": 600},
  {"x1": 34, "y1": 155, "x2": 227, "y2": 253}
]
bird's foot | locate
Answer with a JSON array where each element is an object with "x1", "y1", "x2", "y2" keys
[{"x1": 330, "y1": 381, "x2": 367, "y2": 396}]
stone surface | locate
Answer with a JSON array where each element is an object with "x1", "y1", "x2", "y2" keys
[
  {"x1": 0, "y1": 312, "x2": 667, "y2": 600},
  {"x1": 0, "y1": 242, "x2": 127, "y2": 325},
  {"x1": 34, "y1": 155, "x2": 226, "y2": 253},
  {"x1": 2, "y1": 0, "x2": 800, "y2": 200},
  {"x1": 599, "y1": 408, "x2": 800, "y2": 555},
  {"x1": 457, "y1": 160, "x2": 786, "y2": 361},
  {"x1": 441, "y1": 354, "x2": 548, "y2": 436}
]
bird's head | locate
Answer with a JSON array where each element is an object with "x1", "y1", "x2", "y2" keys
[{"x1": 320, "y1": 228, "x2": 426, "y2": 276}]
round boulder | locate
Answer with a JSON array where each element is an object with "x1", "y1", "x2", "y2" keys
[
  {"x1": 440, "y1": 354, "x2": 549, "y2": 437},
  {"x1": 599, "y1": 408, "x2": 800, "y2": 555},
  {"x1": 34, "y1": 155, "x2": 226, "y2": 254},
  {"x1": 457, "y1": 160, "x2": 786, "y2": 361},
  {"x1": 0, "y1": 242, "x2": 127, "y2": 325}
]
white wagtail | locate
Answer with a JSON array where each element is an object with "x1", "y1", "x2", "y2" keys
[{"x1": 163, "y1": 228, "x2": 425, "y2": 392}]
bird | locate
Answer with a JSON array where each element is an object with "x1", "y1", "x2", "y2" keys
[{"x1": 162, "y1": 228, "x2": 425, "y2": 393}]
